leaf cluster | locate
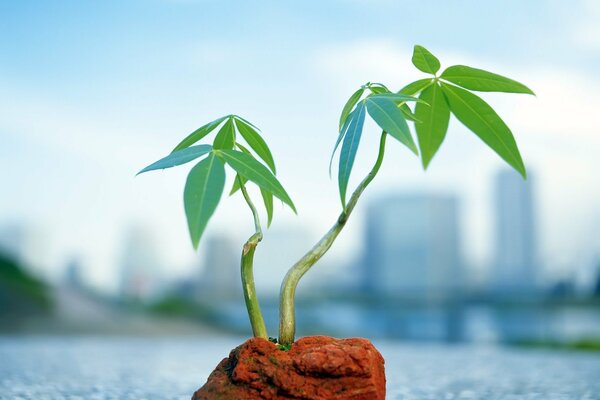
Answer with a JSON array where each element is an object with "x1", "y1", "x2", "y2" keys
[
  {"x1": 331, "y1": 45, "x2": 533, "y2": 208},
  {"x1": 138, "y1": 115, "x2": 295, "y2": 248}
]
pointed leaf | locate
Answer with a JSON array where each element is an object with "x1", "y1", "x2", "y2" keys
[
  {"x1": 212, "y1": 118, "x2": 235, "y2": 150},
  {"x1": 235, "y1": 141, "x2": 252, "y2": 155},
  {"x1": 234, "y1": 118, "x2": 276, "y2": 174},
  {"x1": 229, "y1": 173, "x2": 247, "y2": 196},
  {"x1": 412, "y1": 45, "x2": 441, "y2": 74},
  {"x1": 441, "y1": 83, "x2": 526, "y2": 178},
  {"x1": 260, "y1": 188, "x2": 274, "y2": 227},
  {"x1": 329, "y1": 107, "x2": 354, "y2": 176},
  {"x1": 338, "y1": 102, "x2": 366, "y2": 208},
  {"x1": 399, "y1": 104, "x2": 420, "y2": 122},
  {"x1": 399, "y1": 78, "x2": 434, "y2": 96},
  {"x1": 137, "y1": 145, "x2": 212, "y2": 175},
  {"x1": 217, "y1": 149, "x2": 296, "y2": 213},
  {"x1": 184, "y1": 153, "x2": 226, "y2": 249},
  {"x1": 441, "y1": 65, "x2": 534, "y2": 94},
  {"x1": 172, "y1": 115, "x2": 229, "y2": 152},
  {"x1": 369, "y1": 93, "x2": 424, "y2": 104},
  {"x1": 233, "y1": 115, "x2": 261, "y2": 131},
  {"x1": 366, "y1": 96, "x2": 418, "y2": 154},
  {"x1": 368, "y1": 85, "x2": 389, "y2": 94},
  {"x1": 415, "y1": 83, "x2": 450, "y2": 169},
  {"x1": 339, "y1": 88, "x2": 364, "y2": 131}
]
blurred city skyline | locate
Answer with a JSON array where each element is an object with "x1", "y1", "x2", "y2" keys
[{"x1": 1, "y1": 0, "x2": 599, "y2": 294}]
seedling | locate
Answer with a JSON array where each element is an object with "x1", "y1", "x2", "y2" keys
[{"x1": 138, "y1": 45, "x2": 533, "y2": 346}]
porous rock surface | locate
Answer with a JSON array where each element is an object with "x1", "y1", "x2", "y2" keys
[{"x1": 192, "y1": 336, "x2": 386, "y2": 400}]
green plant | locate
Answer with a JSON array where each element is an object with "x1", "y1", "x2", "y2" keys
[{"x1": 138, "y1": 45, "x2": 533, "y2": 346}]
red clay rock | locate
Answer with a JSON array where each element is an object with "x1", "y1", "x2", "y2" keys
[{"x1": 192, "y1": 336, "x2": 385, "y2": 400}]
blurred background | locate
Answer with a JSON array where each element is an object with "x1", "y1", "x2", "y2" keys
[{"x1": 1, "y1": 0, "x2": 599, "y2": 351}]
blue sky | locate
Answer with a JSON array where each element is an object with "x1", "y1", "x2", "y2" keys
[{"x1": 1, "y1": 0, "x2": 599, "y2": 292}]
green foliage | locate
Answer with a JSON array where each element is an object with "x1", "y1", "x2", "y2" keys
[
  {"x1": 0, "y1": 253, "x2": 52, "y2": 315},
  {"x1": 338, "y1": 101, "x2": 366, "y2": 208},
  {"x1": 414, "y1": 83, "x2": 450, "y2": 168},
  {"x1": 331, "y1": 85, "x2": 422, "y2": 208},
  {"x1": 172, "y1": 115, "x2": 229, "y2": 152},
  {"x1": 365, "y1": 95, "x2": 418, "y2": 154},
  {"x1": 392, "y1": 45, "x2": 531, "y2": 175},
  {"x1": 260, "y1": 188, "x2": 274, "y2": 227},
  {"x1": 399, "y1": 78, "x2": 433, "y2": 96},
  {"x1": 139, "y1": 114, "x2": 294, "y2": 248},
  {"x1": 441, "y1": 65, "x2": 534, "y2": 94},
  {"x1": 212, "y1": 118, "x2": 236, "y2": 150},
  {"x1": 234, "y1": 118, "x2": 276, "y2": 173},
  {"x1": 139, "y1": 44, "x2": 533, "y2": 342},
  {"x1": 277, "y1": 342, "x2": 292, "y2": 351},
  {"x1": 137, "y1": 145, "x2": 212, "y2": 175},
  {"x1": 441, "y1": 83, "x2": 526, "y2": 177},
  {"x1": 339, "y1": 87, "x2": 365, "y2": 132},
  {"x1": 184, "y1": 153, "x2": 226, "y2": 249},
  {"x1": 411, "y1": 45, "x2": 441, "y2": 74},
  {"x1": 216, "y1": 149, "x2": 296, "y2": 213},
  {"x1": 330, "y1": 44, "x2": 531, "y2": 208}
]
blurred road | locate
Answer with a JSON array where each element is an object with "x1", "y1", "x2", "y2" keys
[{"x1": 0, "y1": 336, "x2": 598, "y2": 399}]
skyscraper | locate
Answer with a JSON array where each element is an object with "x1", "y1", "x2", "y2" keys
[
  {"x1": 363, "y1": 194, "x2": 462, "y2": 300},
  {"x1": 491, "y1": 169, "x2": 537, "y2": 293},
  {"x1": 119, "y1": 225, "x2": 163, "y2": 301}
]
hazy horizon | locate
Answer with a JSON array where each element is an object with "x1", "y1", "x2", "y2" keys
[{"x1": 1, "y1": 0, "x2": 599, "y2": 294}]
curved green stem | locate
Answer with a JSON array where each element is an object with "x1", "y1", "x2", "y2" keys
[
  {"x1": 238, "y1": 176, "x2": 268, "y2": 339},
  {"x1": 278, "y1": 132, "x2": 388, "y2": 345}
]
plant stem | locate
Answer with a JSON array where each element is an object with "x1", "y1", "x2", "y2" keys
[
  {"x1": 278, "y1": 132, "x2": 388, "y2": 345},
  {"x1": 238, "y1": 176, "x2": 268, "y2": 339}
]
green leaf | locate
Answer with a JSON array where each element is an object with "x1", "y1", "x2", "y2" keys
[
  {"x1": 412, "y1": 45, "x2": 441, "y2": 74},
  {"x1": 339, "y1": 88, "x2": 364, "y2": 132},
  {"x1": 441, "y1": 83, "x2": 526, "y2": 178},
  {"x1": 229, "y1": 173, "x2": 247, "y2": 196},
  {"x1": 366, "y1": 96, "x2": 418, "y2": 154},
  {"x1": 172, "y1": 115, "x2": 229, "y2": 152},
  {"x1": 233, "y1": 115, "x2": 261, "y2": 131},
  {"x1": 184, "y1": 153, "x2": 226, "y2": 249},
  {"x1": 217, "y1": 149, "x2": 296, "y2": 213},
  {"x1": 369, "y1": 93, "x2": 424, "y2": 104},
  {"x1": 234, "y1": 118, "x2": 276, "y2": 174},
  {"x1": 137, "y1": 145, "x2": 212, "y2": 175},
  {"x1": 212, "y1": 118, "x2": 235, "y2": 150},
  {"x1": 329, "y1": 106, "x2": 354, "y2": 176},
  {"x1": 338, "y1": 101, "x2": 366, "y2": 208},
  {"x1": 399, "y1": 104, "x2": 420, "y2": 122},
  {"x1": 260, "y1": 188, "x2": 274, "y2": 227},
  {"x1": 414, "y1": 83, "x2": 450, "y2": 169},
  {"x1": 441, "y1": 65, "x2": 534, "y2": 94},
  {"x1": 367, "y1": 85, "x2": 389, "y2": 94},
  {"x1": 235, "y1": 141, "x2": 252, "y2": 155},
  {"x1": 399, "y1": 78, "x2": 434, "y2": 96}
]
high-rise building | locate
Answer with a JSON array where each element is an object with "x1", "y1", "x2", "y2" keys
[
  {"x1": 119, "y1": 225, "x2": 163, "y2": 301},
  {"x1": 491, "y1": 169, "x2": 538, "y2": 293},
  {"x1": 363, "y1": 194, "x2": 462, "y2": 300}
]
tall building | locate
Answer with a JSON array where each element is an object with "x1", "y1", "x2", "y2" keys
[
  {"x1": 119, "y1": 225, "x2": 163, "y2": 301},
  {"x1": 491, "y1": 169, "x2": 538, "y2": 293},
  {"x1": 363, "y1": 194, "x2": 462, "y2": 300}
]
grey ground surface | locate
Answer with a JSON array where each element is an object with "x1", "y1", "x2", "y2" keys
[{"x1": 0, "y1": 336, "x2": 598, "y2": 399}]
